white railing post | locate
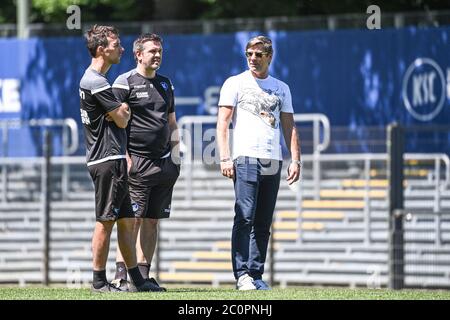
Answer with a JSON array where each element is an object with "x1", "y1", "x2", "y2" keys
[
  {"x1": 364, "y1": 157, "x2": 371, "y2": 244},
  {"x1": 61, "y1": 118, "x2": 79, "y2": 200},
  {"x1": 313, "y1": 119, "x2": 320, "y2": 200},
  {"x1": 62, "y1": 125, "x2": 69, "y2": 200},
  {"x1": 178, "y1": 117, "x2": 195, "y2": 204},
  {"x1": 434, "y1": 158, "x2": 441, "y2": 245},
  {"x1": 1, "y1": 124, "x2": 8, "y2": 202},
  {"x1": 296, "y1": 174, "x2": 303, "y2": 244},
  {"x1": 293, "y1": 114, "x2": 331, "y2": 200}
]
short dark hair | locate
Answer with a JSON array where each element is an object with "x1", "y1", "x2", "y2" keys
[
  {"x1": 245, "y1": 35, "x2": 273, "y2": 55},
  {"x1": 84, "y1": 25, "x2": 119, "y2": 58},
  {"x1": 133, "y1": 33, "x2": 163, "y2": 61}
]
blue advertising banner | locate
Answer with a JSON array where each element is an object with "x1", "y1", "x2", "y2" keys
[{"x1": 0, "y1": 26, "x2": 448, "y2": 156}]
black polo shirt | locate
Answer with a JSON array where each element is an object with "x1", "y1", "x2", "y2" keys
[
  {"x1": 79, "y1": 68, "x2": 126, "y2": 166},
  {"x1": 112, "y1": 69, "x2": 175, "y2": 159}
]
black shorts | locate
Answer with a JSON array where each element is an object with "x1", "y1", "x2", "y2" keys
[
  {"x1": 88, "y1": 159, "x2": 134, "y2": 222},
  {"x1": 128, "y1": 154, "x2": 180, "y2": 219}
]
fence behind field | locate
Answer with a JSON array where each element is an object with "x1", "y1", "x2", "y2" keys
[{"x1": 0, "y1": 116, "x2": 449, "y2": 288}]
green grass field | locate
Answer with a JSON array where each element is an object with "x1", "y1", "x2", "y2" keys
[{"x1": 0, "y1": 286, "x2": 449, "y2": 300}]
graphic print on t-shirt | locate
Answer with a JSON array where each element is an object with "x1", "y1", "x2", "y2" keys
[{"x1": 238, "y1": 87, "x2": 282, "y2": 128}]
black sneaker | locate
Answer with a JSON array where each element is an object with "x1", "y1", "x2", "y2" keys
[
  {"x1": 148, "y1": 277, "x2": 167, "y2": 292},
  {"x1": 91, "y1": 282, "x2": 123, "y2": 293},
  {"x1": 111, "y1": 278, "x2": 130, "y2": 291},
  {"x1": 129, "y1": 278, "x2": 164, "y2": 292}
]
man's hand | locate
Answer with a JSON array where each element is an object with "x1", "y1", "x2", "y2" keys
[
  {"x1": 126, "y1": 153, "x2": 132, "y2": 173},
  {"x1": 286, "y1": 162, "x2": 301, "y2": 185},
  {"x1": 220, "y1": 159, "x2": 234, "y2": 180},
  {"x1": 106, "y1": 102, "x2": 131, "y2": 128}
]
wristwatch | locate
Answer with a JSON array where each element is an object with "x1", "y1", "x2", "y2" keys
[{"x1": 292, "y1": 160, "x2": 302, "y2": 167}]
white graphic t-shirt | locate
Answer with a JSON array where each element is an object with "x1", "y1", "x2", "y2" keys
[{"x1": 218, "y1": 70, "x2": 293, "y2": 161}]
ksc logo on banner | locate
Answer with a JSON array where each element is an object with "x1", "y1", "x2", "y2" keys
[{"x1": 402, "y1": 58, "x2": 449, "y2": 121}]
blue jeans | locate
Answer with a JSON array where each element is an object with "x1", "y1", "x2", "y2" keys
[{"x1": 232, "y1": 156, "x2": 282, "y2": 280}]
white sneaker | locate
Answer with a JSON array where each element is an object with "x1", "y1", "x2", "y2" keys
[{"x1": 236, "y1": 274, "x2": 256, "y2": 291}]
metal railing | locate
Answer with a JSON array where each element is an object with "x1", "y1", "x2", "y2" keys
[
  {"x1": 0, "y1": 118, "x2": 78, "y2": 156},
  {"x1": 0, "y1": 151, "x2": 448, "y2": 285},
  {"x1": 1, "y1": 10, "x2": 449, "y2": 37},
  {"x1": 296, "y1": 152, "x2": 450, "y2": 245},
  {"x1": 0, "y1": 118, "x2": 79, "y2": 202},
  {"x1": 294, "y1": 113, "x2": 330, "y2": 200},
  {"x1": 178, "y1": 113, "x2": 330, "y2": 204},
  {"x1": 1, "y1": 150, "x2": 446, "y2": 244}
]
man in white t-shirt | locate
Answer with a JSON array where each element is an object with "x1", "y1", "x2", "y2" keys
[{"x1": 217, "y1": 35, "x2": 302, "y2": 290}]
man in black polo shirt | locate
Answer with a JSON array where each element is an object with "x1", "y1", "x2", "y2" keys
[
  {"x1": 111, "y1": 33, "x2": 180, "y2": 291},
  {"x1": 79, "y1": 25, "x2": 160, "y2": 292}
]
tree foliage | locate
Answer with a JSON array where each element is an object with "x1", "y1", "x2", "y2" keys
[
  {"x1": 0, "y1": 0, "x2": 16, "y2": 24},
  {"x1": 0, "y1": 0, "x2": 449, "y2": 24},
  {"x1": 197, "y1": 0, "x2": 450, "y2": 18},
  {"x1": 31, "y1": 0, "x2": 153, "y2": 23}
]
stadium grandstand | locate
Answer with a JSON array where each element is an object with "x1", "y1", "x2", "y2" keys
[{"x1": 0, "y1": 1, "x2": 449, "y2": 293}]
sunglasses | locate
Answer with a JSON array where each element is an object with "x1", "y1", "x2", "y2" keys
[{"x1": 245, "y1": 51, "x2": 268, "y2": 58}]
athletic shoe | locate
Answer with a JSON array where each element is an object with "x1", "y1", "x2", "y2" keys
[
  {"x1": 91, "y1": 282, "x2": 123, "y2": 293},
  {"x1": 148, "y1": 277, "x2": 167, "y2": 292},
  {"x1": 129, "y1": 278, "x2": 164, "y2": 292},
  {"x1": 236, "y1": 274, "x2": 256, "y2": 291},
  {"x1": 111, "y1": 278, "x2": 130, "y2": 291},
  {"x1": 253, "y1": 279, "x2": 271, "y2": 290}
]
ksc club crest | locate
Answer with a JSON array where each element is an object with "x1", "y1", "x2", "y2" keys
[{"x1": 402, "y1": 58, "x2": 447, "y2": 121}]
